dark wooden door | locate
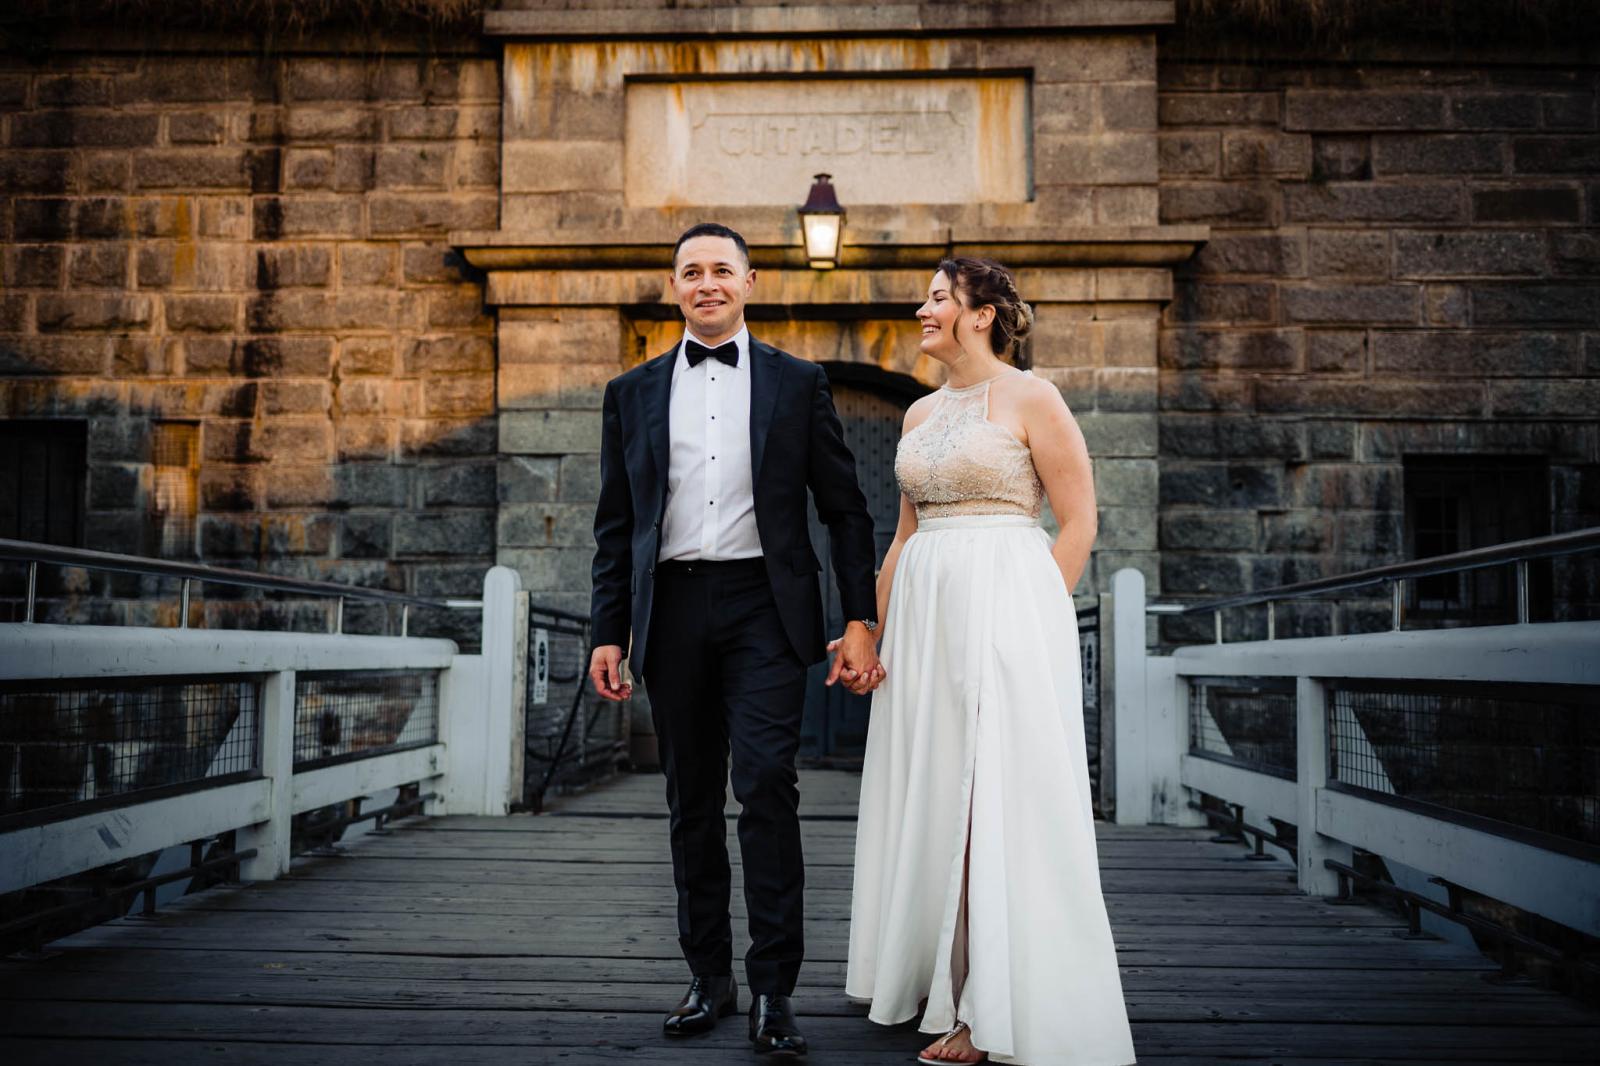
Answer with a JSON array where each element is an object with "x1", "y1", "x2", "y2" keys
[{"x1": 801, "y1": 371, "x2": 922, "y2": 763}]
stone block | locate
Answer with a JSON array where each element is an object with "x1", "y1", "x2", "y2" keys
[
  {"x1": 1159, "y1": 552, "x2": 1248, "y2": 596},
  {"x1": 400, "y1": 418, "x2": 496, "y2": 458},
  {"x1": 1285, "y1": 183, "x2": 1461, "y2": 223},
  {"x1": 1190, "y1": 233, "x2": 1305, "y2": 277},
  {"x1": 251, "y1": 291, "x2": 416, "y2": 333},
  {"x1": 339, "y1": 514, "x2": 392, "y2": 559},
  {"x1": 1093, "y1": 186, "x2": 1159, "y2": 225},
  {"x1": 1092, "y1": 505, "x2": 1154, "y2": 550},
  {"x1": 0, "y1": 153, "x2": 75, "y2": 194},
  {"x1": 427, "y1": 289, "x2": 488, "y2": 329},
  {"x1": 1097, "y1": 368, "x2": 1158, "y2": 412},
  {"x1": 1285, "y1": 90, "x2": 1446, "y2": 130},
  {"x1": 424, "y1": 376, "x2": 495, "y2": 417},
  {"x1": 1035, "y1": 83, "x2": 1094, "y2": 135},
  {"x1": 1167, "y1": 282, "x2": 1275, "y2": 325},
  {"x1": 376, "y1": 146, "x2": 449, "y2": 189},
  {"x1": 500, "y1": 310, "x2": 622, "y2": 365},
  {"x1": 500, "y1": 455, "x2": 559, "y2": 504},
  {"x1": 333, "y1": 146, "x2": 377, "y2": 192},
  {"x1": 1371, "y1": 134, "x2": 1504, "y2": 175},
  {"x1": 261, "y1": 514, "x2": 337, "y2": 556},
  {"x1": 547, "y1": 456, "x2": 598, "y2": 507},
  {"x1": 1099, "y1": 82, "x2": 1157, "y2": 132},
  {"x1": 498, "y1": 502, "x2": 597, "y2": 549},
  {"x1": 394, "y1": 511, "x2": 495, "y2": 557},
  {"x1": 1307, "y1": 331, "x2": 1366, "y2": 373},
  {"x1": 501, "y1": 409, "x2": 603, "y2": 454},
  {"x1": 340, "y1": 338, "x2": 396, "y2": 376},
  {"x1": 1470, "y1": 284, "x2": 1598, "y2": 325},
  {"x1": 134, "y1": 150, "x2": 250, "y2": 190},
  {"x1": 1262, "y1": 512, "x2": 1331, "y2": 553},
  {"x1": 1552, "y1": 232, "x2": 1600, "y2": 276},
  {"x1": 1376, "y1": 332, "x2": 1574, "y2": 377},
  {"x1": 1258, "y1": 380, "x2": 1485, "y2": 417},
  {"x1": 421, "y1": 461, "x2": 496, "y2": 507},
  {"x1": 83, "y1": 152, "x2": 131, "y2": 192},
  {"x1": 181, "y1": 336, "x2": 331, "y2": 378},
  {"x1": 1513, "y1": 136, "x2": 1600, "y2": 174},
  {"x1": 1158, "y1": 92, "x2": 1279, "y2": 126},
  {"x1": 165, "y1": 295, "x2": 238, "y2": 333},
  {"x1": 87, "y1": 463, "x2": 143, "y2": 510},
  {"x1": 503, "y1": 141, "x2": 622, "y2": 194},
  {"x1": 1308, "y1": 422, "x2": 1357, "y2": 459},
  {"x1": 282, "y1": 108, "x2": 379, "y2": 142},
  {"x1": 404, "y1": 335, "x2": 494, "y2": 375},
  {"x1": 1159, "y1": 461, "x2": 1284, "y2": 509},
  {"x1": 333, "y1": 462, "x2": 410, "y2": 507},
  {"x1": 559, "y1": 364, "x2": 613, "y2": 410},
  {"x1": 200, "y1": 515, "x2": 261, "y2": 557},
  {"x1": 1158, "y1": 182, "x2": 1275, "y2": 225},
  {"x1": 1159, "y1": 329, "x2": 1301, "y2": 371},
  {"x1": 261, "y1": 464, "x2": 334, "y2": 507},
  {"x1": 10, "y1": 244, "x2": 65, "y2": 288},
  {"x1": 1450, "y1": 93, "x2": 1540, "y2": 129},
  {"x1": 252, "y1": 245, "x2": 333, "y2": 288},
  {"x1": 1307, "y1": 231, "x2": 1389, "y2": 277},
  {"x1": 37, "y1": 75, "x2": 112, "y2": 107},
  {"x1": 12, "y1": 110, "x2": 160, "y2": 148},
  {"x1": 336, "y1": 420, "x2": 394, "y2": 461},
  {"x1": 1394, "y1": 231, "x2": 1545, "y2": 278},
  {"x1": 1032, "y1": 367, "x2": 1096, "y2": 411},
  {"x1": 1223, "y1": 132, "x2": 1311, "y2": 177},
  {"x1": 1159, "y1": 415, "x2": 1306, "y2": 460},
  {"x1": 67, "y1": 244, "x2": 128, "y2": 288},
  {"x1": 337, "y1": 244, "x2": 398, "y2": 287},
  {"x1": 1281, "y1": 284, "x2": 1419, "y2": 324},
  {"x1": 252, "y1": 197, "x2": 361, "y2": 239},
  {"x1": 254, "y1": 419, "x2": 333, "y2": 463},
  {"x1": 1157, "y1": 371, "x2": 1253, "y2": 412},
  {"x1": 1093, "y1": 457, "x2": 1158, "y2": 507},
  {"x1": 1074, "y1": 412, "x2": 1156, "y2": 456},
  {"x1": 1157, "y1": 131, "x2": 1219, "y2": 176},
  {"x1": 498, "y1": 547, "x2": 596, "y2": 594},
  {"x1": 1336, "y1": 511, "x2": 1404, "y2": 557},
  {"x1": 414, "y1": 563, "x2": 488, "y2": 597},
  {"x1": 1158, "y1": 512, "x2": 1256, "y2": 552},
  {"x1": 36, "y1": 294, "x2": 151, "y2": 332},
  {"x1": 285, "y1": 149, "x2": 334, "y2": 190},
  {"x1": 261, "y1": 381, "x2": 330, "y2": 415},
  {"x1": 168, "y1": 111, "x2": 226, "y2": 144},
  {"x1": 1489, "y1": 379, "x2": 1600, "y2": 417},
  {"x1": 1471, "y1": 185, "x2": 1581, "y2": 223},
  {"x1": 981, "y1": 34, "x2": 1153, "y2": 84},
  {"x1": 1310, "y1": 134, "x2": 1372, "y2": 181},
  {"x1": 14, "y1": 198, "x2": 74, "y2": 241},
  {"x1": 457, "y1": 146, "x2": 501, "y2": 188},
  {"x1": 367, "y1": 195, "x2": 498, "y2": 236}
]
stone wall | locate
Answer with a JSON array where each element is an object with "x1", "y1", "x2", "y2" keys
[
  {"x1": 0, "y1": 40, "x2": 500, "y2": 639},
  {"x1": 1156, "y1": 47, "x2": 1600, "y2": 641}
]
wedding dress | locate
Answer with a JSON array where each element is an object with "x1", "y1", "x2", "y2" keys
[{"x1": 845, "y1": 370, "x2": 1136, "y2": 1066}]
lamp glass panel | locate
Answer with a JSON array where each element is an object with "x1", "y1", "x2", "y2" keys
[{"x1": 802, "y1": 214, "x2": 841, "y2": 263}]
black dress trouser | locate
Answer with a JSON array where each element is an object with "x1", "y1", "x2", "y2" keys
[{"x1": 641, "y1": 557, "x2": 809, "y2": 997}]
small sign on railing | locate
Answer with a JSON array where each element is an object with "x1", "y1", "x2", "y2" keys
[{"x1": 531, "y1": 628, "x2": 550, "y2": 705}]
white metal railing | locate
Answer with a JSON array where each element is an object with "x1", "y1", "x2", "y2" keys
[
  {"x1": 1106, "y1": 553, "x2": 1600, "y2": 941},
  {"x1": 0, "y1": 565, "x2": 527, "y2": 898}
]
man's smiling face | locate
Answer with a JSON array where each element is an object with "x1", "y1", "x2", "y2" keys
[{"x1": 671, "y1": 235, "x2": 754, "y2": 345}]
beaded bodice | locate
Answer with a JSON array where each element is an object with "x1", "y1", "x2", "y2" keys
[{"x1": 894, "y1": 371, "x2": 1044, "y2": 521}]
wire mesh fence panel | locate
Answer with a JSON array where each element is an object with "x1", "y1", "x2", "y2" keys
[
  {"x1": 293, "y1": 670, "x2": 439, "y2": 771},
  {"x1": 0, "y1": 676, "x2": 259, "y2": 828},
  {"x1": 1188, "y1": 676, "x2": 1298, "y2": 780},
  {"x1": 1329, "y1": 680, "x2": 1600, "y2": 852},
  {"x1": 1078, "y1": 608, "x2": 1101, "y2": 807},
  {"x1": 524, "y1": 610, "x2": 620, "y2": 803}
]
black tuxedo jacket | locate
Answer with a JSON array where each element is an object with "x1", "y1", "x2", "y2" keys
[{"x1": 590, "y1": 336, "x2": 878, "y2": 674}]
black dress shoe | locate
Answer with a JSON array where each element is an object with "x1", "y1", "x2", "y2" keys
[
  {"x1": 663, "y1": 973, "x2": 738, "y2": 1037},
  {"x1": 749, "y1": 993, "x2": 807, "y2": 1058}
]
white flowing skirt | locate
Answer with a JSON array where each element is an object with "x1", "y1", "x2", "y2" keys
[{"x1": 845, "y1": 515, "x2": 1136, "y2": 1066}]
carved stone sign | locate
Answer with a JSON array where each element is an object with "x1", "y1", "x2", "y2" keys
[{"x1": 624, "y1": 77, "x2": 1030, "y2": 206}]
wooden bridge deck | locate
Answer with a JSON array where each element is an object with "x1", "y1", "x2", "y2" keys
[{"x1": 2, "y1": 770, "x2": 1596, "y2": 1064}]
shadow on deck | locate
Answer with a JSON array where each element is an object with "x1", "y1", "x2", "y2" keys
[{"x1": 2, "y1": 770, "x2": 1597, "y2": 1064}]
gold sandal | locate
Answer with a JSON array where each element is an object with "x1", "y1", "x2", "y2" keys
[{"x1": 917, "y1": 1020, "x2": 987, "y2": 1064}]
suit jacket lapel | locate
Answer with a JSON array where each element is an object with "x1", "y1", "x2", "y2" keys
[
  {"x1": 748, "y1": 338, "x2": 784, "y2": 482},
  {"x1": 643, "y1": 347, "x2": 675, "y2": 485}
]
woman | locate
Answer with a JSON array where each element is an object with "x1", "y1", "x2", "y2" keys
[{"x1": 844, "y1": 258, "x2": 1136, "y2": 1065}]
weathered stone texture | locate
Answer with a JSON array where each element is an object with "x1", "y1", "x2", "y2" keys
[
  {"x1": 0, "y1": 43, "x2": 500, "y2": 638},
  {"x1": 1159, "y1": 52, "x2": 1599, "y2": 642}
]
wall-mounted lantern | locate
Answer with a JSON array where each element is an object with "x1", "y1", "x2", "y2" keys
[{"x1": 798, "y1": 173, "x2": 845, "y2": 270}]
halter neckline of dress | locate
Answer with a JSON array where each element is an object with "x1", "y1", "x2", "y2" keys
[{"x1": 939, "y1": 368, "x2": 1024, "y2": 394}]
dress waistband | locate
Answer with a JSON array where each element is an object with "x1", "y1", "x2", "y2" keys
[{"x1": 916, "y1": 514, "x2": 1042, "y2": 532}]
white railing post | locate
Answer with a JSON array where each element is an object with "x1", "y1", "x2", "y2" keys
[
  {"x1": 438, "y1": 565, "x2": 524, "y2": 816},
  {"x1": 1296, "y1": 676, "x2": 1348, "y2": 896},
  {"x1": 1110, "y1": 567, "x2": 1151, "y2": 824},
  {"x1": 238, "y1": 670, "x2": 295, "y2": 881}
]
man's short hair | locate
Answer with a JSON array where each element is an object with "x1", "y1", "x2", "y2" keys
[{"x1": 672, "y1": 222, "x2": 751, "y2": 272}]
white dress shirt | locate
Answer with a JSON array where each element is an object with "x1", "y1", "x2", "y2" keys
[{"x1": 658, "y1": 325, "x2": 764, "y2": 562}]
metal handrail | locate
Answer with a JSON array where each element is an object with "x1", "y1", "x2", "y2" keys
[
  {"x1": 1146, "y1": 526, "x2": 1600, "y2": 638},
  {"x1": 0, "y1": 537, "x2": 473, "y2": 633}
]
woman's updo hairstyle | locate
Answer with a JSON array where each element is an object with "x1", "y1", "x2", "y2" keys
[{"x1": 937, "y1": 255, "x2": 1035, "y2": 369}]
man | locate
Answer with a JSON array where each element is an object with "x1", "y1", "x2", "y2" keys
[{"x1": 587, "y1": 222, "x2": 884, "y2": 1058}]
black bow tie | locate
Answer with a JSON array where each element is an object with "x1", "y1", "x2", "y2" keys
[{"x1": 685, "y1": 340, "x2": 739, "y2": 368}]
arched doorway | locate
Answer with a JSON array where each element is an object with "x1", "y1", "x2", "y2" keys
[{"x1": 801, "y1": 363, "x2": 931, "y2": 764}]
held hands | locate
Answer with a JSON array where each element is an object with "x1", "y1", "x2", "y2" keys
[
  {"x1": 825, "y1": 621, "x2": 886, "y2": 696},
  {"x1": 588, "y1": 644, "x2": 633, "y2": 702}
]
